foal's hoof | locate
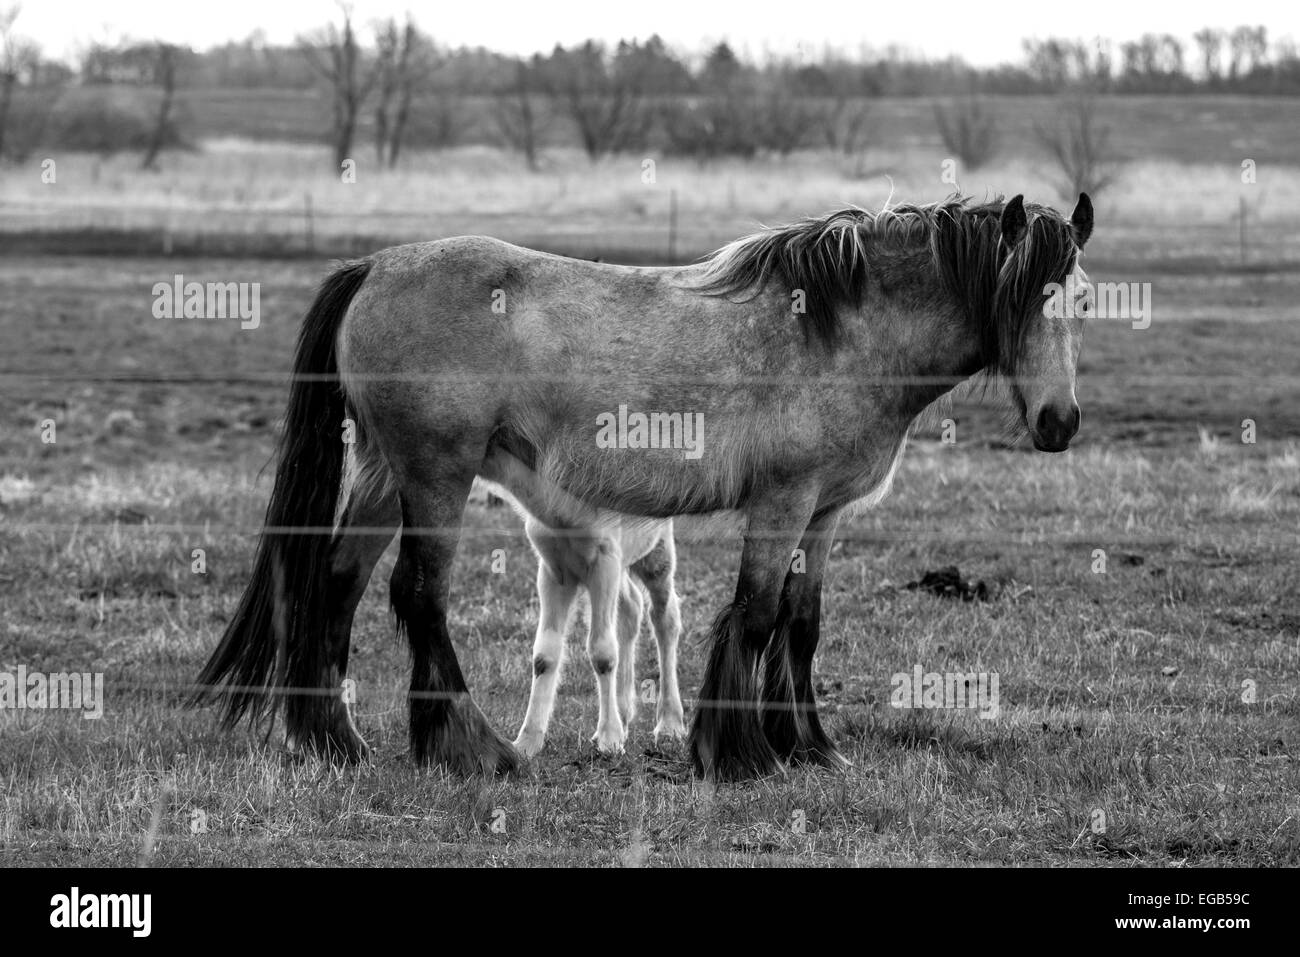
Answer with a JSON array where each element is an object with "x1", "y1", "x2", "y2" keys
[
  {"x1": 653, "y1": 712, "x2": 687, "y2": 745},
  {"x1": 592, "y1": 726, "x2": 627, "y2": 756},
  {"x1": 513, "y1": 731, "x2": 545, "y2": 760}
]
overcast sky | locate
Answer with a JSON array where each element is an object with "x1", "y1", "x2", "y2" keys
[{"x1": 16, "y1": 0, "x2": 1297, "y2": 66}]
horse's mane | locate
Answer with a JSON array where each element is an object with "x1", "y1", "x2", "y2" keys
[{"x1": 695, "y1": 194, "x2": 1080, "y2": 372}]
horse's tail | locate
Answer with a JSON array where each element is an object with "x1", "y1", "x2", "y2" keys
[{"x1": 191, "y1": 259, "x2": 373, "y2": 738}]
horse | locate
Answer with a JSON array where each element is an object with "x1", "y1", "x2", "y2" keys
[
  {"x1": 192, "y1": 191, "x2": 1092, "y2": 781},
  {"x1": 504, "y1": 511, "x2": 683, "y2": 757}
]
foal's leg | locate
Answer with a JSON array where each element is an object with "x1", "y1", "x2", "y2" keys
[
  {"x1": 513, "y1": 563, "x2": 579, "y2": 758},
  {"x1": 614, "y1": 575, "x2": 644, "y2": 731},
  {"x1": 762, "y1": 507, "x2": 848, "y2": 768},
  {"x1": 630, "y1": 530, "x2": 685, "y2": 742},
  {"x1": 690, "y1": 490, "x2": 819, "y2": 780},
  {"x1": 392, "y1": 474, "x2": 518, "y2": 775},
  {"x1": 586, "y1": 542, "x2": 626, "y2": 754},
  {"x1": 294, "y1": 483, "x2": 399, "y2": 761}
]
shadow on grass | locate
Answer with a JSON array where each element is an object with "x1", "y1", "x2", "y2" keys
[{"x1": 836, "y1": 709, "x2": 1023, "y2": 761}]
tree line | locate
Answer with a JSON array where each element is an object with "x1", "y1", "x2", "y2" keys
[
  {"x1": 46, "y1": 23, "x2": 1300, "y2": 96},
  {"x1": 1, "y1": 3, "x2": 1296, "y2": 169}
]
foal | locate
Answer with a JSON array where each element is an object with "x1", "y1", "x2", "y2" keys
[{"x1": 509, "y1": 512, "x2": 684, "y2": 757}]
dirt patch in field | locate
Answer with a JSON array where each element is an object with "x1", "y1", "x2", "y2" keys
[{"x1": 905, "y1": 565, "x2": 992, "y2": 601}]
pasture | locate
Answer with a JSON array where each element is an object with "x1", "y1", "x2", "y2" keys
[
  {"x1": 2, "y1": 87, "x2": 1299, "y2": 864},
  {"x1": 1, "y1": 236, "x2": 1298, "y2": 865},
  {"x1": 5, "y1": 93, "x2": 1300, "y2": 267}
]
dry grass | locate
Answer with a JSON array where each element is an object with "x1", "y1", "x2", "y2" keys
[
  {"x1": 1, "y1": 128, "x2": 1298, "y2": 865},
  {"x1": 7, "y1": 141, "x2": 1291, "y2": 223},
  {"x1": 6, "y1": 142, "x2": 1297, "y2": 270},
  {"x1": 2, "y1": 440, "x2": 1298, "y2": 866},
  {"x1": 2, "y1": 252, "x2": 1300, "y2": 864}
]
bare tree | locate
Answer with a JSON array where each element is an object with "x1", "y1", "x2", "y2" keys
[
  {"x1": 809, "y1": 64, "x2": 872, "y2": 155},
  {"x1": 1035, "y1": 95, "x2": 1117, "y2": 199},
  {"x1": 1225, "y1": 26, "x2": 1267, "y2": 83},
  {"x1": 1022, "y1": 38, "x2": 1072, "y2": 89},
  {"x1": 660, "y1": 93, "x2": 759, "y2": 161},
  {"x1": 1194, "y1": 28, "x2": 1224, "y2": 85},
  {"x1": 140, "y1": 43, "x2": 178, "y2": 170},
  {"x1": 540, "y1": 40, "x2": 652, "y2": 161},
  {"x1": 756, "y1": 87, "x2": 820, "y2": 156},
  {"x1": 933, "y1": 96, "x2": 999, "y2": 170},
  {"x1": 373, "y1": 20, "x2": 397, "y2": 164},
  {"x1": 1091, "y1": 39, "x2": 1115, "y2": 90},
  {"x1": 1243, "y1": 26, "x2": 1270, "y2": 74},
  {"x1": 494, "y1": 60, "x2": 541, "y2": 170},
  {"x1": 373, "y1": 15, "x2": 431, "y2": 168},
  {"x1": 423, "y1": 94, "x2": 465, "y2": 150},
  {"x1": 0, "y1": 3, "x2": 40, "y2": 162},
  {"x1": 300, "y1": 4, "x2": 380, "y2": 170},
  {"x1": 820, "y1": 94, "x2": 872, "y2": 155},
  {"x1": 1159, "y1": 34, "x2": 1185, "y2": 79},
  {"x1": 385, "y1": 23, "x2": 429, "y2": 166}
]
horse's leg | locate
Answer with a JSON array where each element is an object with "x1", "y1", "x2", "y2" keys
[
  {"x1": 690, "y1": 490, "x2": 819, "y2": 780},
  {"x1": 630, "y1": 531, "x2": 685, "y2": 743},
  {"x1": 614, "y1": 575, "x2": 644, "y2": 732},
  {"x1": 297, "y1": 485, "x2": 399, "y2": 761},
  {"x1": 513, "y1": 563, "x2": 579, "y2": 758},
  {"x1": 585, "y1": 543, "x2": 626, "y2": 754},
  {"x1": 392, "y1": 473, "x2": 518, "y2": 775},
  {"x1": 762, "y1": 507, "x2": 848, "y2": 767}
]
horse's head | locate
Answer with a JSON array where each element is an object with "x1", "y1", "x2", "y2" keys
[{"x1": 995, "y1": 193, "x2": 1092, "y2": 452}]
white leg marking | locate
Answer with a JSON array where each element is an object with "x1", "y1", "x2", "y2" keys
[
  {"x1": 514, "y1": 564, "x2": 577, "y2": 758},
  {"x1": 615, "y1": 577, "x2": 644, "y2": 731},
  {"x1": 586, "y1": 547, "x2": 625, "y2": 754},
  {"x1": 650, "y1": 584, "x2": 686, "y2": 742}
]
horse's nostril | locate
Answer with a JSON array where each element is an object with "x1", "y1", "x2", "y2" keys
[{"x1": 1035, "y1": 404, "x2": 1079, "y2": 444}]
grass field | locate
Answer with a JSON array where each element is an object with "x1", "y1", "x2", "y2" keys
[
  {"x1": 2, "y1": 92, "x2": 1298, "y2": 864},
  {"x1": 7, "y1": 94, "x2": 1300, "y2": 268},
  {"x1": 1, "y1": 242, "x2": 1298, "y2": 865}
]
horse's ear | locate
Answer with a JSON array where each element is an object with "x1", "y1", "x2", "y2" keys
[
  {"x1": 1071, "y1": 192, "x2": 1094, "y2": 248},
  {"x1": 1000, "y1": 195, "x2": 1027, "y2": 248}
]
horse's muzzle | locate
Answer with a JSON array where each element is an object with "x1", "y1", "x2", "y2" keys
[{"x1": 1031, "y1": 403, "x2": 1080, "y2": 452}]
